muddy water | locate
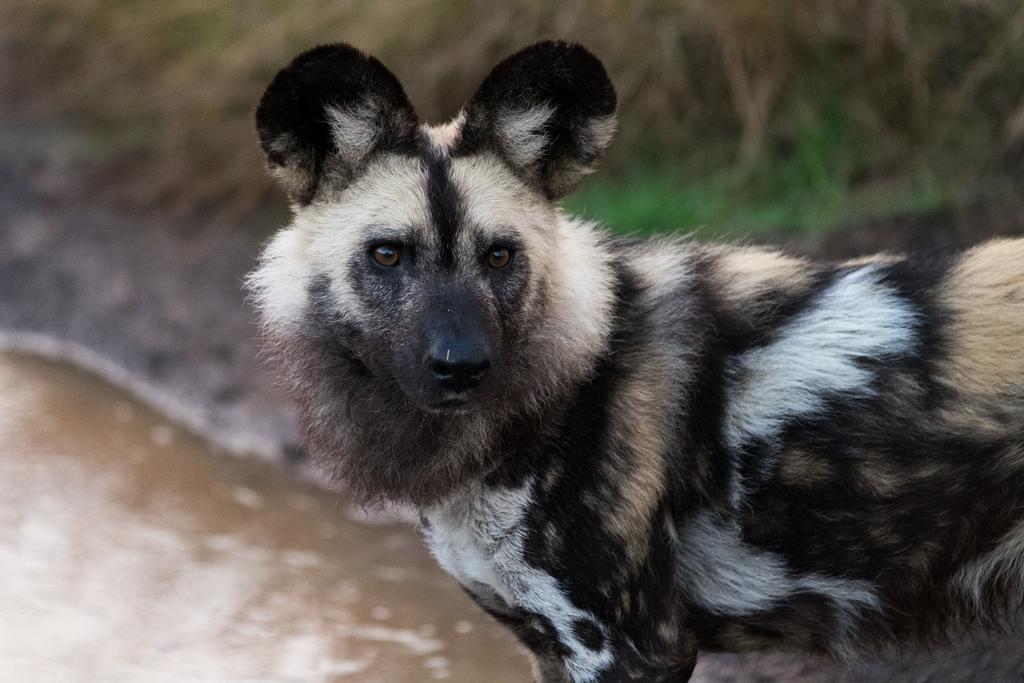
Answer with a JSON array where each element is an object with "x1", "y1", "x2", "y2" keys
[{"x1": 0, "y1": 352, "x2": 531, "y2": 682}]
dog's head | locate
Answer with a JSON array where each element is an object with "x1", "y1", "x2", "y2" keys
[{"x1": 249, "y1": 41, "x2": 618, "y2": 503}]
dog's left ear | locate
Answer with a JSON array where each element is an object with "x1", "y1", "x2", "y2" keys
[
  {"x1": 255, "y1": 43, "x2": 419, "y2": 206},
  {"x1": 457, "y1": 41, "x2": 617, "y2": 199}
]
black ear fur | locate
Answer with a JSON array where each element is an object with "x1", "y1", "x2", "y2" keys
[
  {"x1": 255, "y1": 43, "x2": 419, "y2": 205},
  {"x1": 457, "y1": 41, "x2": 617, "y2": 199}
]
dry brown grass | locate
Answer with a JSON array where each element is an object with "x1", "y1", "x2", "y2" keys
[{"x1": 2, "y1": 0, "x2": 1023, "y2": 220}]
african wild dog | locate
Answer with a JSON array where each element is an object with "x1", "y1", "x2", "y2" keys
[{"x1": 248, "y1": 41, "x2": 1024, "y2": 681}]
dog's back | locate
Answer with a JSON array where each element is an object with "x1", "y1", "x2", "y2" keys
[{"x1": 673, "y1": 238, "x2": 1024, "y2": 654}]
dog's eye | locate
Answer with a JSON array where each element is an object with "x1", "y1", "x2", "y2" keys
[
  {"x1": 487, "y1": 247, "x2": 512, "y2": 269},
  {"x1": 371, "y1": 244, "x2": 400, "y2": 267}
]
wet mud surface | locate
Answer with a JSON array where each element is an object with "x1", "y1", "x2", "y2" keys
[{"x1": 0, "y1": 352, "x2": 530, "y2": 682}]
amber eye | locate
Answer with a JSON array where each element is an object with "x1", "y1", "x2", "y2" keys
[
  {"x1": 487, "y1": 247, "x2": 512, "y2": 269},
  {"x1": 371, "y1": 244, "x2": 400, "y2": 267}
]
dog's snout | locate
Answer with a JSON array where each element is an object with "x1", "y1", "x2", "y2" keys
[{"x1": 426, "y1": 338, "x2": 491, "y2": 391}]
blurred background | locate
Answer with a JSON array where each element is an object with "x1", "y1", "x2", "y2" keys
[
  {"x1": 2, "y1": 2, "x2": 1024, "y2": 682},
  {"x1": 4, "y1": 0, "x2": 1024, "y2": 233}
]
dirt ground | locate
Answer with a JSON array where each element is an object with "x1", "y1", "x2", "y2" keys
[
  {"x1": 0, "y1": 122, "x2": 298, "y2": 463},
  {"x1": 2, "y1": 120, "x2": 1024, "y2": 681}
]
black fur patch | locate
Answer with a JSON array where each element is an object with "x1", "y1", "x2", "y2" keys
[
  {"x1": 874, "y1": 252, "x2": 956, "y2": 406},
  {"x1": 420, "y1": 135, "x2": 462, "y2": 268},
  {"x1": 468, "y1": 587, "x2": 573, "y2": 661},
  {"x1": 456, "y1": 40, "x2": 616, "y2": 198},
  {"x1": 255, "y1": 43, "x2": 419, "y2": 204},
  {"x1": 572, "y1": 618, "x2": 606, "y2": 651}
]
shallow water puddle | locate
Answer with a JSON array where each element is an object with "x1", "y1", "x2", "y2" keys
[{"x1": 0, "y1": 352, "x2": 530, "y2": 682}]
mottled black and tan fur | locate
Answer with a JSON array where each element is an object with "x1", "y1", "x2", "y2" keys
[{"x1": 248, "y1": 41, "x2": 1024, "y2": 682}]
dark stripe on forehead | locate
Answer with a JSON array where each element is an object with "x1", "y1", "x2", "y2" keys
[{"x1": 420, "y1": 134, "x2": 462, "y2": 268}]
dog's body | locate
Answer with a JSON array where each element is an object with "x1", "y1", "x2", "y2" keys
[{"x1": 250, "y1": 42, "x2": 1024, "y2": 681}]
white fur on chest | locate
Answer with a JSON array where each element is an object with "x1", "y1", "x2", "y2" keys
[
  {"x1": 423, "y1": 480, "x2": 529, "y2": 598},
  {"x1": 421, "y1": 479, "x2": 614, "y2": 682}
]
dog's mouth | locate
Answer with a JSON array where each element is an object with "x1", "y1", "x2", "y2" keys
[{"x1": 422, "y1": 395, "x2": 476, "y2": 416}]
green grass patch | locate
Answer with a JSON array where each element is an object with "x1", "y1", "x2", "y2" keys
[
  {"x1": 567, "y1": 103, "x2": 966, "y2": 239},
  {"x1": 566, "y1": 161, "x2": 962, "y2": 240}
]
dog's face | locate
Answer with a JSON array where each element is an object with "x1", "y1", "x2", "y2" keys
[
  {"x1": 248, "y1": 42, "x2": 617, "y2": 501},
  {"x1": 281, "y1": 150, "x2": 573, "y2": 417}
]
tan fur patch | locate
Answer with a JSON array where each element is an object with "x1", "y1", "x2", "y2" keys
[
  {"x1": 421, "y1": 112, "x2": 465, "y2": 150},
  {"x1": 625, "y1": 237, "x2": 697, "y2": 295},
  {"x1": 709, "y1": 246, "x2": 816, "y2": 310},
  {"x1": 940, "y1": 239, "x2": 1024, "y2": 400},
  {"x1": 778, "y1": 449, "x2": 833, "y2": 488},
  {"x1": 656, "y1": 618, "x2": 677, "y2": 644},
  {"x1": 600, "y1": 369, "x2": 671, "y2": 570},
  {"x1": 842, "y1": 252, "x2": 902, "y2": 267},
  {"x1": 938, "y1": 404, "x2": 1010, "y2": 437},
  {"x1": 856, "y1": 452, "x2": 903, "y2": 498}
]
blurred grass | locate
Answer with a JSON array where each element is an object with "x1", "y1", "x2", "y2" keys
[
  {"x1": 2, "y1": 1, "x2": 1023, "y2": 234},
  {"x1": 567, "y1": 107, "x2": 962, "y2": 237}
]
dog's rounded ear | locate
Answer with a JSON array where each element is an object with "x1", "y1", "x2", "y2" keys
[
  {"x1": 457, "y1": 41, "x2": 617, "y2": 200},
  {"x1": 256, "y1": 43, "x2": 419, "y2": 206}
]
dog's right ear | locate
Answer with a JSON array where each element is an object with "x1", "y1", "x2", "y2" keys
[
  {"x1": 456, "y1": 41, "x2": 617, "y2": 200},
  {"x1": 256, "y1": 44, "x2": 419, "y2": 206}
]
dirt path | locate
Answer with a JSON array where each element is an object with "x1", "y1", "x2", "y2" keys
[{"x1": 0, "y1": 122, "x2": 299, "y2": 463}]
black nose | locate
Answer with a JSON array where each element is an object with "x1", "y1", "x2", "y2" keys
[{"x1": 426, "y1": 338, "x2": 491, "y2": 392}]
